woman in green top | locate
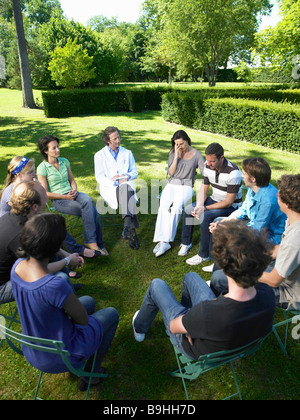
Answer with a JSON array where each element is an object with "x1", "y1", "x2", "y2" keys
[{"x1": 37, "y1": 135, "x2": 108, "y2": 256}]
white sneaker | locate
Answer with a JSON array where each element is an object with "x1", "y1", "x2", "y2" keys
[
  {"x1": 132, "y1": 311, "x2": 145, "y2": 342},
  {"x1": 186, "y1": 254, "x2": 209, "y2": 266},
  {"x1": 178, "y1": 243, "x2": 192, "y2": 256},
  {"x1": 155, "y1": 242, "x2": 171, "y2": 257},
  {"x1": 153, "y1": 242, "x2": 161, "y2": 254},
  {"x1": 202, "y1": 263, "x2": 214, "y2": 273}
]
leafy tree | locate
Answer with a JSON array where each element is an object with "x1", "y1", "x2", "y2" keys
[
  {"x1": 139, "y1": 0, "x2": 173, "y2": 82},
  {"x1": 253, "y1": 0, "x2": 300, "y2": 81},
  {"x1": 37, "y1": 17, "x2": 113, "y2": 84},
  {"x1": 234, "y1": 60, "x2": 254, "y2": 84},
  {"x1": 24, "y1": 0, "x2": 64, "y2": 25},
  {"x1": 48, "y1": 38, "x2": 96, "y2": 88},
  {"x1": 11, "y1": 0, "x2": 36, "y2": 107},
  {"x1": 141, "y1": 0, "x2": 272, "y2": 86},
  {"x1": 1, "y1": 0, "x2": 64, "y2": 89},
  {"x1": 87, "y1": 15, "x2": 119, "y2": 32}
]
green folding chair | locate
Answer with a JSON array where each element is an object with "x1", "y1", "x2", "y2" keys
[
  {"x1": 0, "y1": 302, "x2": 20, "y2": 348},
  {"x1": 46, "y1": 201, "x2": 83, "y2": 240},
  {"x1": 169, "y1": 335, "x2": 268, "y2": 400},
  {"x1": 0, "y1": 323, "x2": 108, "y2": 400},
  {"x1": 272, "y1": 307, "x2": 300, "y2": 357}
]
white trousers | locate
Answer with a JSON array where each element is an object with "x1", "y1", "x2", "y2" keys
[{"x1": 153, "y1": 183, "x2": 194, "y2": 243}]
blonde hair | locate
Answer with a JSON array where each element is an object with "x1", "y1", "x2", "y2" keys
[
  {"x1": 10, "y1": 181, "x2": 41, "y2": 217},
  {"x1": 0, "y1": 156, "x2": 35, "y2": 200}
]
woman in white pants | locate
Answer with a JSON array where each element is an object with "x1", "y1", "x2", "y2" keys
[{"x1": 153, "y1": 130, "x2": 204, "y2": 257}]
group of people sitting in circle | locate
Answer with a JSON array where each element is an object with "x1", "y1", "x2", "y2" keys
[{"x1": 0, "y1": 125, "x2": 299, "y2": 395}]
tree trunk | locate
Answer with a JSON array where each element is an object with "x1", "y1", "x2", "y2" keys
[{"x1": 11, "y1": 0, "x2": 36, "y2": 108}]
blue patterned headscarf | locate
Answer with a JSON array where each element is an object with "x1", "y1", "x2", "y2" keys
[{"x1": 11, "y1": 157, "x2": 29, "y2": 175}]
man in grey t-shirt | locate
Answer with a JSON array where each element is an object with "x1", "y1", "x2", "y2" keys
[{"x1": 259, "y1": 174, "x2": 300, "y2": 311}]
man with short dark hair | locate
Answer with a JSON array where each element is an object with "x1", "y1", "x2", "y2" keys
[
  {"x1": 212, "y1": 157, "x2": 286, "y2": 245},
  {"x1": 178, "y1": 143, "x2": 242, "y2": 265},
  {"x1": 132, "y1": 221, "x2": 275, "y2": 359}
]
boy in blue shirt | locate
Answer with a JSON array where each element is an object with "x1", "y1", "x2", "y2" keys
[
  {"x1": 222, "y1": 157, "x2": 286, "y2": 245},
  {"x1": 207, "y1": 158, "x2": 286, "y2": 276}
]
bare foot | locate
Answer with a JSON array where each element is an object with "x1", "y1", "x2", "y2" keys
[{"x1": 83, "y1": 248, "x2": 97, "y2": 258}]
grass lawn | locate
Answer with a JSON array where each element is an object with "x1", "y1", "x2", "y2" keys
[{"x1": 0, "y1": 87, "x2": 300, "y2": 401}]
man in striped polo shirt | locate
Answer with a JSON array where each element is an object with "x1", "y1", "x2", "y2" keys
[{"x1": 178, "y1": 143, "x2": 242, "y2": 265}]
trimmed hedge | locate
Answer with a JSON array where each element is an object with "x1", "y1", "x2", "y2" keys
[
  {"x1": 42, "y1": 84, "x2": 300, "y2": 118},
  {"x1": 161, "y1": 92, "x2": 300, "y2": 153},
  {"x1": 42, "y1": 86, "x2": 171, "y2": 118}
]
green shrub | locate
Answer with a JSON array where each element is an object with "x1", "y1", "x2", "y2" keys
[
  {"x1": 125, "y1": 89, "x2": 145, "y2": 112},
  {"x1": 42, "y1": 84, "x2": 300, "y2": 118},
  {"x1": 48, "y1": 38, "x2": 96, "y2": 89},
  {"x1": 161, "y1": 92, "x2": 300, "y2": 153},
  {"x1": 42, "y1": 86, "x2": 170, "y2": 118}
]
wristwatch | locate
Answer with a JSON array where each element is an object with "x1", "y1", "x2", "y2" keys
[
  {"x1": 64, "y1": 256, "x2": 70, "y2": 267},
  {"x1": 204, "y1": 206, "x2": 207, "y2": 211}
]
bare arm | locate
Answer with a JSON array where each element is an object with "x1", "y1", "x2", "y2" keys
[
  {"x1": 168, "y1": 145, "x2": 182, "y2": 176},
  {"x1": 169, "y1": 315, "x2": 194, "y2": 346},
  {"x1": 206, "y1": 192, "x2": 237, "y2": 210},
  {"x1": 259, "y1": 267, "x2": 284, "y2": 288},
  {"x1": 47, "y1": 250, "x2": 83, "y2": 274},
  {"x1": 67, "y1": 167, "x2": 78, "y2": 196},
  {"x1": 63, "y1": 293, "x2": 89, "y2": 325},
  {"x1": 37, "y1": 174, "x2": 74, "y2": 201},
  {"x1": 191, "y1": 183, "x2": 209, "y2": 219}
]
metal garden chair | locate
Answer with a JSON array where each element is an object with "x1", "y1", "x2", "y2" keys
[
  {"x1": 168, "y1": 335, "x2": 269, "y2": 400},
  {"x1": 46, "y1": 201, "x2": 83, "y2": 240},
  {"x1": 272, "y1": 307, "x2": 300, "y2": 357},
  {"x1": 0, "y1": 302, "x2": 20, "y2": 348},
  {"x1": 0, "y1": 323, "x2": 108, "y2": 400}
]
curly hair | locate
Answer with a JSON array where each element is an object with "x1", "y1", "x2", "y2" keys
[
  {"x1": 19, "y1": 213, "x2": 66, "y2": 261},
  {"x1": 211, "y1": 220, "x2": 273, "y2": 288},
  {"x1": 278, "y1": 174, "x2": 300, "y2": 214},
  {"x1": 10, "y1": 181, "x2": 41, "y2": 217}
]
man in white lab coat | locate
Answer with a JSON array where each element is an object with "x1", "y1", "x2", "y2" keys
[{"x1": 94, "y1": 126, "x2": 139, "y2": 250}]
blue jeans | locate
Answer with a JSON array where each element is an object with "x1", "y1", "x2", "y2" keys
[
  {"x1": 0, "y1": 281, "x2": 14, "y2": 304},
  {"x1": 53, "y1": 192, "x2": 103, "y2": 248},
  {"x1": 134, "y1": 272, "x2": 216, "y2": 358},
  {"x1": 182, "y1": 197, "x2": 236, "y2": 258},
  {"x1": 80, "y1": 296, "x2": 119, "y2": 375},
  {"x1": 63, "y1": 231, "x2": 84, "y2": 255}
]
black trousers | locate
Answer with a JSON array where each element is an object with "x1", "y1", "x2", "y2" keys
[{"x1": 116, "y1": 183, "x2": 139, "y2": 228}]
